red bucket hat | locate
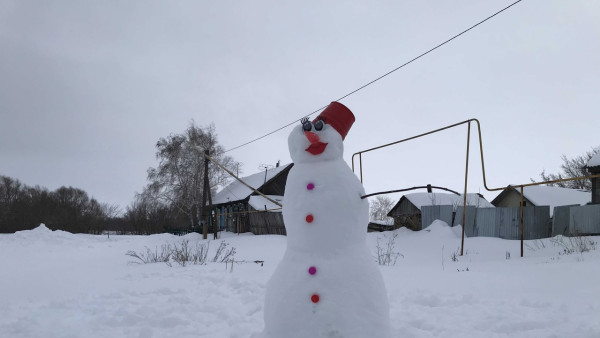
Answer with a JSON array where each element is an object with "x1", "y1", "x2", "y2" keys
[{"x1": 313, "y1": 102, "x2": 355, "y2": 140}]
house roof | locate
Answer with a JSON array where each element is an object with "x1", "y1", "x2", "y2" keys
[
  {"x1": 588, "y1": 150, "x2": 600, "y2": 168},
  {"x1": 492, "y1": 186, "x2": 590, "y2": 212},
  {"x1": 248, "y1": 195, "x2": 283, "y2": 212},
  {"x1": 520, "y1": 186, "x2": 589, "y2": 209},
  {"x1": 388, "y1": 192, "x2": 493, "y2": 216},
  {"x1": 213, "y1": 163, "x2": 292, "y2": 205},
  {"x1": 369, "y1": 218, "x2": 394, "y2": 226},
  {"x1": 405, "y1": 192, "x2": 494, "y2": 209}
]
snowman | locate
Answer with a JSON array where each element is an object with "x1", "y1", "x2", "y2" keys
[{"x1": 261, "y1": 102, "x2": 392, "y2": 338}]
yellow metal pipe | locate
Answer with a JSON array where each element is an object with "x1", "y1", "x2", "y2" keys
[
  {"x1": 349, "y1": 117, "x2": 600, "y2": 258},
  {"x1": 461, "y1": 122, "x2": 471, "y2": 256}
]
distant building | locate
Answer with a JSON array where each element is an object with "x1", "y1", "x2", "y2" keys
[
  {"x1": 491, "y1": 186, "x2": 590, "y2": 215},
  {"x1": 212, "y1": 163, "x2": 292, "y2": 235},
  {"x1": 368, "y1": 218, "x2": 395, "y2": 232},
  {"x1": 387, "y1": 192, "x2": 493, "y2": 231}
]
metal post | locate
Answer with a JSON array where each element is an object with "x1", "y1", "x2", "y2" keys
[
  {"x1": 461, "y1": 122, "x2": 471, "y2": 256},
  {"x1": 520, "y1": 185, "x2": 524, "y2": 257},
  {"x1": 346, "y1": 117, "x2": 600, "y2": 259},
  {"x1": 207, "y1": 162, "x2": 216, "y2": 239},
  {"x1": 359, "y1": 153, "x2": 363, "y2": 183},
  {"x1": 202, "y1": 149, "x2": 210, "y2": 239}
]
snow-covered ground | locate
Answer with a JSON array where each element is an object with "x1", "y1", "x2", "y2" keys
[{"x1": 1, "y1": 222, "x2": 599, "y2": 338}]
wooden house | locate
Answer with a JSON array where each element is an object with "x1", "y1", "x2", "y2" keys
[
  {"x1": 387, "y1": 192, "x2": 493, "y2": 231},
  {"x1": 212, "y1": 163, "x2": 292, "y2": 235}
]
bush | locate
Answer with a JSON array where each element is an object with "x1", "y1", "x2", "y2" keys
[
  {"x1": 376, "y1": 232, "x2": 403, "y2": 266},
  {"x1": 126, "y1": 239, "x2": 235, "y2": 267},
  {"x1": 550, "y1": 233, "x2": 597, "y2": 255}
]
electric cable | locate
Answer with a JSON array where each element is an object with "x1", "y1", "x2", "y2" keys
[{"x1": 225, "y1": 0, "x2": 523, "y2": 153}]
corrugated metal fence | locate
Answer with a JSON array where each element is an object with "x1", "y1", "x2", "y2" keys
[
  {"x1": 421, "y1": 205, "x2": 454, "y2": 229},
  {"x1": 422, "y1": 205, "x2": 552, "y2": 240},
  {"x1": 553, "y1": 204, "x2": 600, "y2": 236}
]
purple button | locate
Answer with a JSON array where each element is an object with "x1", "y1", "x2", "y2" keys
[
  {"x1": 308, "y1": 266, "x2": 317, "y2": 275},
  {"x1": 307, "y1": 183, "x2": 315, "y2": 190}
]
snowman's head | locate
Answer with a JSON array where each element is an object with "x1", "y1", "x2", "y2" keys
[{"x1": 288, "y1": 102, "x2": 355, "y2": 163}]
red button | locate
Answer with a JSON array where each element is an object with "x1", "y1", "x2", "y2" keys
[
  {"x1": 311, "y1": 294, "x2": 320, "y2": 303},
  {"x1": 306, "y1": 214, "x2": 314, "y2": 223}
]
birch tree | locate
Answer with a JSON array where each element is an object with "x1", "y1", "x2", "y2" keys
[
  {"x1": 145, "y1": 122, "x2": 240, "y2": 228},
  {"x1": 370, "y1": 195, "x2": 395, "y2": 222}
]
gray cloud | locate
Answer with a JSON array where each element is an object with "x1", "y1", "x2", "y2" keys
[{"x1": 1, "y1": 0, "x2": 599, "y2": 210}]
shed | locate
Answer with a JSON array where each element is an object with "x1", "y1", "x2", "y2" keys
[
  {"x1": 587, "y1": 150, "x2": 600, "y2": 204},
  {"x1": 491, "y1": 186, "x2": 590, "y2": 215},
  {"x1": 387, "y1": 192, "x2": 493, "y2": 230},
  {"x1": 212, "y1": 163, "x2": 292, "y2": 234}
]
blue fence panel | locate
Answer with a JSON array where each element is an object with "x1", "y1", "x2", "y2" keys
[
  {"x1": 569, "y1": 204, "x2": 600, "y2": 235},
  {"x1": 421, "y1": 205, "x2": 454, "y2": 229},
  {"x1": 473, "y1": 208, "x2": 497, "y2": 238}
]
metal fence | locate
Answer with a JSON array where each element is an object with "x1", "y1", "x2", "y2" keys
[
  {"x1": 552, "y1": 205, "x2": 576, "y2": 236},
  {"x1": 553, "y1": 204, "x2": 600, "y2": 236},
  {"x1": 423, "y1": 204, "x2": 600, "y2": 239},
  {"x1": 421, "y1": 205, "x2": 454, "y2": 229},
  {"x1": 422, "y1": 205, "x2": 552, "y2": 240}
]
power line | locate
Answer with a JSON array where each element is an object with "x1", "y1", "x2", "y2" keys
[
  {"x1": 225, "y1": 104, "x2": 328, "y2": 153},
  {"x1": 225, "y1": 0, "x2": 523, "y2": 153}
]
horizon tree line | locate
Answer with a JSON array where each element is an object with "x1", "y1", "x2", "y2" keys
[
  {"x1": 2, "y1": 128, "x2": 596, "y2": 234},
  {"x1": 1, "y1": 122, "x2": 240, "y2": 234}
]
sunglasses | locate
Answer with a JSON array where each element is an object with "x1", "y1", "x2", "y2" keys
[{"x1": 301, "y1": 118, "x2": 324, "y2": 132}]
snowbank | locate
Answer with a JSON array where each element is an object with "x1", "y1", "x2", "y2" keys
[{"x1": 1, "y1": 226, "x2": 599, "y2": 337}]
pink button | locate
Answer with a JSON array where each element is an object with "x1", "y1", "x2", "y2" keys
[
  {"x1": 307, "y1": 183, "x2": 315, "y2": 190},
  {"x1": 308, "y1": 266, "x2": 317, "y2": 275}
]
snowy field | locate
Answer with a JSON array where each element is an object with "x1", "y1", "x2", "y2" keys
[{"x1": 1, "y1": 222, "x2": 599, "y2": 338}]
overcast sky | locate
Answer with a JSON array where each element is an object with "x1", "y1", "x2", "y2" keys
[{"x1": 1, "y1": 0, "x2": 599, "y2": 212}]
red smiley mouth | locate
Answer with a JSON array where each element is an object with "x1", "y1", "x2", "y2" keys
[{"x1": 306, "y1": 142, "x2": 328, "y2": 155}]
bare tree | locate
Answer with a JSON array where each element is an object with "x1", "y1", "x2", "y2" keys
[
  {"x1": 369, "y1": 195, "x2": 395, "y2": 222},
  {"x1": 145, "y1": 122, "x2": 241, "y2": 228},
  {"x1": 534, "y1": 146, "x2": 599, "y2": 190},
  {"x1": 0, "y1": 176, "x2": 22, "y2": 206},
  {"x1": 124, "y1": 191, "x2": 174, "y2": 234},
  {"x1": 0, "y1": 176, "x2": 116, "y2": 233},
  {"x1": 101, "y1": 203, "x2": 122, "y2": 219}
]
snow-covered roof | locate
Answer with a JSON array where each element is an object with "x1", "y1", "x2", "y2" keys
[
  {"x1": 213, "y1": 163, "x2": 292, "y2": 205},
  {"x1": 588, "y1": 151, "x2": 600, "y2": 168},
  {"x1": 248, "y1": 195, "x2": 283, "y2": 212},
  {"x1": 405, "y1": 192, "x2": 493, "y2": 209},
  {"x1": 369, "y1": 218, "x2": 394, "y2": 226},
  {"x1": 520, "y1": 186, "x2": 590, "y2": 210}
]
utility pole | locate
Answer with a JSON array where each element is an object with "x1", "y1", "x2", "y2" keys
[
  {"x1": 209, "y1": 173, "x2": 216, "y2": 240},
  {"x1": 201, "y1": 149, "x2": 210, "y2": 239}
]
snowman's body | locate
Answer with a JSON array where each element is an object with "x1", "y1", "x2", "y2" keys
[{"x1": 262, "y1": 103, "x2": 391, "y2": 338}]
